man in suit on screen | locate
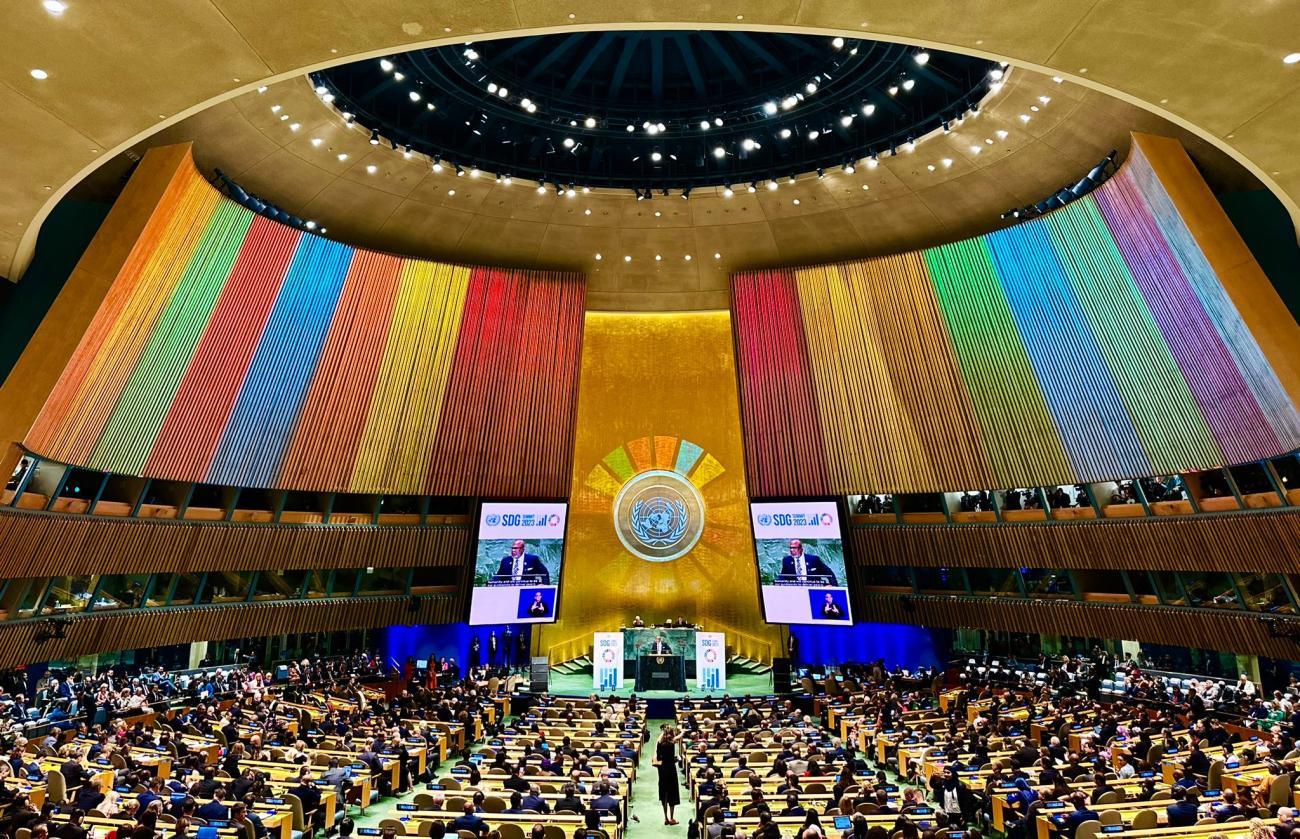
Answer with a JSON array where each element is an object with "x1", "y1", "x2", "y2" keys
[
  {"x1": 650, "y1": 635, "x2": 671, "y2": 654},
  {"x1": 495, "y1": 540, "x2": 550, "y2": 584},
  {"x1": 777, "y1": 539, "x2": 838, "y2": 586}
]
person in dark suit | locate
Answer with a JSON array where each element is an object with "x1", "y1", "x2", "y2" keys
[
  {"x1": 650, "y1": 635, "x2": 671, "y2": 655},
  {"x1": 449, "y1": 801, "x2": 489, "y2": 836},
  {"x1": 590, "y1": 783, "x2": 622, "y2": 823},
  {"x1": 1166, "y1": 787, "x2": 1200, "y2": 827},
  {"x1": 777, "y1": 540, "x2": 838, "y2": 585},
  {"x1": 495, "y1": 541, "x2": 550, "y2": 584},
  {"x1": 1061, "y1": 793, "x2": 1100, "y2": 838},
  {"x1": 196, "y1": 788, "x2": 231, "y2": 821},
  {"x1": 819, "y1": 593, "x2": 844, "y2": 619},
  {"x1": 527, "y1": 592, "x2": 550, "y2": 618}
]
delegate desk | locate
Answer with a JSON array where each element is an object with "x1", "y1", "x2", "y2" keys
[{"x1": 378, "y1": 809, "x2": 623, "y2": 839}]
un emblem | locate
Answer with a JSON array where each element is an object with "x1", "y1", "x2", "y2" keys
[{"x1": 613, "y1": 469, "x2": 706, "y2": 562}]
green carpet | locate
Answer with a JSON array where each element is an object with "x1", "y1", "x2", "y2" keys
[{"x1": 547, "y1": 671, "x2": 773, "y2": 698}]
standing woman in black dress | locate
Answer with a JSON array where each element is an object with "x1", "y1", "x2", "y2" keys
[{"x1": 653, "y1": 724, "x2": 681, "y2": 824}]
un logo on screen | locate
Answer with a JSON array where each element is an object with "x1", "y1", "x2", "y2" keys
[{"x1": 614, "y1": 469, "x2": 706, "y2": 562}]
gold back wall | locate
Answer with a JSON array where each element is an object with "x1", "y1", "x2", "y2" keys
[{"x1": 540, "y1": 312, "x2": 779, "y2": 663}]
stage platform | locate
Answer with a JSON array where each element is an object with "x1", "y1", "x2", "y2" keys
[{"x1": 545, "y1": 668, "x2": 773, "y2": 698}]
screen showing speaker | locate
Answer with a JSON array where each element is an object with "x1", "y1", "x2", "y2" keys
[
  {"x1": 751, "y1": 500, "x2": 852, "y2": 625},
  {"x1": 469, "y1": 502, "x2": 567, "y2": 625}
]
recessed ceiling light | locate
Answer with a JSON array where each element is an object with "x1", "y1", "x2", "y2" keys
[
  {"x1": 584, "y1": 116, "x2": 596, "y2": 128},
  {"x1": 1285, "y1": 53, "x2": 1300, "y2": 65},
  {"x1": 409, "y1": 91, "x2": 421, "y2": 102},
  {"x1": 380, "y1": 59, "x2": 394, "y2": 72},
  {"x1": 861, "y1": 103, "x2": 876, "y2": 117},
  {"x1": 366, "y1": 164, "x2": 377, "y2": 174},
  {"x1": 271, "y1": 104, "x2": 281, "y2": 113},
  {"x1": 792, "y1": 198, "x2": 801, "y2": 205},
  {"x1": 767, "y1": 181, "x2": 778, "y2": 191},
  {"x1": 595, "y1": 253, "x2": 602, "y2": 260},
  {"x1": 289, "y1": 123, "x2": 299, "y2": 131},
  {"x1": 902, "y1": 79, "x2": 915, "y2": 91},
  {"x1": 337, "y1": 153, "x2": 348, "y2": 161},
  {"x1": 29, "y1": 68, "x2": 48, "y2": 80},
  {"x1": 861, "y1": 184, "x2": 869, "y2": 190},
  {"x1": 714, "y1": 252, "x2": 721, "y2": 259},
  {"x1": 311, "y1": 138, "x2": 322, "y2": 146},
  {"x1": 713, "y1": 146, "x2": 726, "y2": 158},
  {"x1": 624, "y1": 255, "x2": 632, "y2": 262},
  {"x1": 831, "y1": 37, "x2": 845, "y2": 49},
  {"x1": 43, "y1": 0, "x2": 67, "y2": 14},
  {"x1": 584, "y1": 208, "x2": 592, "y2": 215},
  {"x1": 257, "y1": 86, "x2": 267, "y2": 93},
  {"x1": 914, "y1": 51, "x2": 930, "y2": 65},
  {"x1": 447, "y1": 189, "x2": 455, "y2": 196},
  {"x1": 563, "y1": 137, "x2": 576, "y2": 148}
]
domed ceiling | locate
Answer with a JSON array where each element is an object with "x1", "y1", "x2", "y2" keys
[{"x1": 310, "y1": 32, "x2": 997, "y2": 191}]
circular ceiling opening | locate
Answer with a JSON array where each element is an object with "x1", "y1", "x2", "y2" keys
[{"x1": 311, "y1": 31, "x2": 998, "y2": 193}]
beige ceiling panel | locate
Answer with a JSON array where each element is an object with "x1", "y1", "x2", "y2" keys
[
  {"x1": 298, "y1": 177, "x2": 405, "y2": 241},
  {"x1": 768, "y1": 210, "x2": 866, "y2": 265},
  {"x1": 454, "y1": 216, "x2": 549, "y2": 265},
  {"x1": 914, "y1": 169, "x2": 1023, "y2": 235},
  {"x1": 369, "y1": 200, "x2": 476, "y2": 258},
  {"x1": 226, "y1": 148, "x2": 337, "y2": 216},
  {"x1": 1046, "y1": 0, "x2": 1300, "y2": 137},
  {"x1": 212, "y1": 1, "x2": 521, "y2": 72},
  {"x1": 513, "y1": 0, "x2": 801, "y2": 29},
  {"x1": 0, "y1": 86, "x2": 101, "y2": 229},
  {"x1": 793, "y1": 0, "x2": 1088, "y2": 65},
  {"x1": 1, "y1": 2, "x2": 270, "y2": 148}
]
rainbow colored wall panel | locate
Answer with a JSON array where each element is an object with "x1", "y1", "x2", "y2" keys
[
  {"x1": 26, "y1": 161, "x2": 585, "y2": 497},
  {"x1": 732, "y1": 143, "x2": 1300, "y2": 495}
]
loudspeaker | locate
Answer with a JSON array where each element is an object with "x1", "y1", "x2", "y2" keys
[
  {"x1": 772, "y1": 657, "x2": 792, "y2": 693},
  {"x1": 530, "y1": 656, "x2": 550, "y2": 693}
]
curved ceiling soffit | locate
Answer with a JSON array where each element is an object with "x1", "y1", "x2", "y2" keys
[{"x1": 12, "y1": 18, "x2": 1299, "y2": 281}]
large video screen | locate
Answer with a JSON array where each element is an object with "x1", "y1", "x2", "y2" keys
[
  {"x1": 751, "y1": 501, "x2": 852, "y2": 625},
  {"x1": 469, "y1": 502, "x2": 567, "y2": 625}
]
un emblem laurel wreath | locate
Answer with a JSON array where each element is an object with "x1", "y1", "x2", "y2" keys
[{"x1": 630, "y1": 497, "x2": 689, "y2": 547}]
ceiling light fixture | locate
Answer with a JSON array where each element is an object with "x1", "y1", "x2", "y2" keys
[
  {"x1": 763, "y1": 101, "x2": 778, "y2": 115},
  {"x1": 380, "y1": 59, "x2": 394, "y2": 72},
  {"x1": 915, "y1": 51, "x2": 930, "y2": 65},
  {"x1": 861, "y1": 103, "x2": 876, "y2": 116},
  {"x1": 831, "y1": 37, "x2": 845, "y2": 49},
  {"x1": 369, "y1": 129, "x2": 380, "y2": 144},
  {"x1": 409, "y1": 90, "x2": 421, "y2": 102},
  {"x1": 43, "y1": 0, "x2": 67, "y2": 14}
]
